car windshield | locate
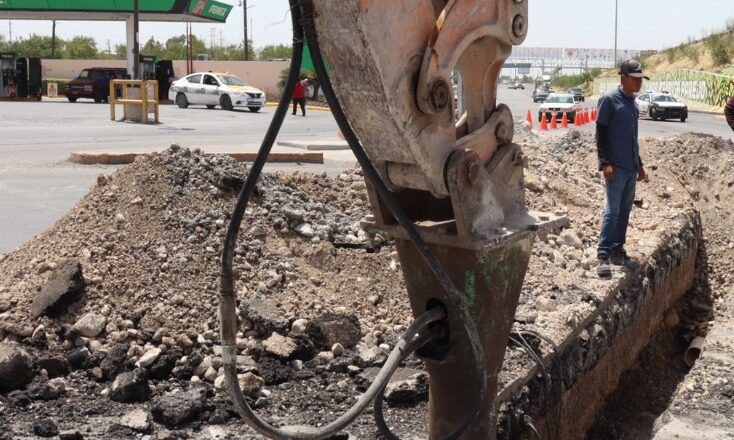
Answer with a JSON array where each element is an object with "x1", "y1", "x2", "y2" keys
[
  {"x1": 652, "y1": 94, "x2": 677, "y2": 102},
  {"x1": 78, "y1": 70, "x2": 91, "y2": 79},
  {"x1": 219, "y1": 75, "x2": 246, "y2": 86},
  {"x1": 545, "y1": 95, "x2": 574, "y2": 104},
  {"x1": 569, "y1": 88, "x2": 581, "y2": 93}
]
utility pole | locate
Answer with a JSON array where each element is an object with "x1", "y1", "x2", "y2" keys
[
  {"x1": 133, "y1": 0, "x2": 140, "y2": 80},
  {"x1": 614, "y1": 0, "x2": 618, "y2": 66},
  {"x1": 209, "y1": 27, "x2": 216, "y2": 59},
  {"x1": 51, "y1": 21, "x2": 56, "y2": 58},
  {"x1": 8, "y1": 20, "x2": 12, "y2": 43},
  {"x1": 243, "y1": 0, "x2": 248, "y2": 61}
]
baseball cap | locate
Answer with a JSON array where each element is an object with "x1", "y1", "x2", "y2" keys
[{"x1": 619, "y1": 59, "x2": 650, "y2": 80}]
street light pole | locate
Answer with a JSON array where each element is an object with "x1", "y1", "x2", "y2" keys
[
  {"x1": 133, "y1": 0, "x2": 140, "y2": 80},
  {"x1": 614, "y1": 0, "x2": 618, "y2": 66},
  {"x1": 243, "y1": 0, "x2": 248, "y2": 61},
  {"x1": 51, "y1": 20, "x2": 56, "y2": 58}
]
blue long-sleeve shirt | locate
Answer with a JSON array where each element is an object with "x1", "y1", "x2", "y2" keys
[{"x1": 596, "y1": 87, "x2": 642, "y2": 171}]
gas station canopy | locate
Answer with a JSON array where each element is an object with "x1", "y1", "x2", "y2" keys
[{"x1": 0, "y1": 0, "x2": 233, "y2": 23}]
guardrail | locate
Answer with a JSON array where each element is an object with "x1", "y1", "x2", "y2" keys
[{"x1": 109, "y1": 79, "x2": 159, "y2": 124}]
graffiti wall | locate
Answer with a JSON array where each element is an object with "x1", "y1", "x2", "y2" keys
[{"x1": 594, "y1": 70, "x2": 734, "y2": 108}]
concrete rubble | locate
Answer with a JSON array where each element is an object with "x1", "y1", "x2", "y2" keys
[{"x1": 0, "y1": 131, "x2": 732, "y2": 438}]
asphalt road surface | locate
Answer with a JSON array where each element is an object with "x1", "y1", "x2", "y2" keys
[{"x1": 1, "y1": 91, "x2": 732, "y2": 253}]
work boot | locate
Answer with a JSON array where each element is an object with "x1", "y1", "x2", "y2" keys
[
  {"x1": 610, "y1": 248, "x2": 640, "y2": 270},
  {"x1": 597, "y1": 255, "x2": 612, "y2": 279}
]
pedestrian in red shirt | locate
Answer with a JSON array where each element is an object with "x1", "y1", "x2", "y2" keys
[
  {"x1": 292, "y1": 78, "x2": 308, "y2": 116},
  {"x1": 725, "y1": 95, "x2": 734, "y2": 132}
]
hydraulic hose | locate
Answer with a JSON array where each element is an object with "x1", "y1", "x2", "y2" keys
[
  {"x1": 220, "y1": 1, "x2": 487, "y2": 439},
  {"x1": 373, "y1": 328, "x2": 437, "y2": 440},
  {"x1": 299, "y1": 1, "x2": 486, "y2": 438}
]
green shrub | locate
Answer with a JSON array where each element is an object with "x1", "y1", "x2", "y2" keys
[{"x1": 551, "y1": 68, "x2": 603, "y2": 90}]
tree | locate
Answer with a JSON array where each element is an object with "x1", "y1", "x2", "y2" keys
[
  {"x1": 162, "y1": 34, "x2": 206, "y2": 60},
  {"x1": 12, "y1": 34, "x2": 61, "y2": 58},
  {"x1": 114, "y1": 44, "x2": 127, "y2": 60},
  {"x1": 64, "y1": 36, "x2": 98, "y2": 59},
  {"x1": 141, "y1": 37, "x2": 164, "y2": 58},
  {"x1": 258, "y1": 44, "x2": 291, "y2": 61}
]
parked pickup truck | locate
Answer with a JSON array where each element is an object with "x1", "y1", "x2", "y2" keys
[{"x1": 64, "y1": 67, "x2": 128, "y2": 103}]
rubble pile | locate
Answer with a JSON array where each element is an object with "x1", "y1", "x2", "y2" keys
[{"x1": 0, "y1": 131, "x2": 732, "y2": 438}]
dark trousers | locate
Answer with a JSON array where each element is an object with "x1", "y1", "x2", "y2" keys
[
  {"x1": 598, "y1": 167, "x2": 637, "y2": 257},
  {"x1": 292, "y1": 97, "x2": 306, "y2": 116}
]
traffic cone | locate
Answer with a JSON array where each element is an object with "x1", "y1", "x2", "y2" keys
[
  {"x1": 574, "y1": 111, "x2": 582, "y2": 126},
  {"x1": 550, "y1": 113, "x2": 558, "y2": 129},
  {"x1": 581, "y1": 108, "x2": 588, "y2": 125},
  {"x1": 526, "y1": 109, "x2": 533, "y2": 129},
  {"x1": 591, "y1": 107, "x2": 597, "y2": 122},
  {"x1": 561, "y1": 112, "x2": 569, "y2": 128},
  {"x1": 539, "y1": 113, "x2": 548, "y2": 131},
  {"x1": 585, "y1": 109, "x2": 591, "y2": 125}
]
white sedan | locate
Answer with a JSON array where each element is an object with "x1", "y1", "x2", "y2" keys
[
  {"x1": 538, "y1": 93, "x2": 580, "y2": 123},
  {"x1": 169, "y1": 72, "x2": 266, "y2": 112},
  {"x1": 636, "y1": 92, "x2": 688, "y2": 122}
]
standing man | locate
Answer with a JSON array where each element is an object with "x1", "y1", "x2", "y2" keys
[
  {"x1": 292, "y1": 77, "x2": 308, "y2": 116},
  {"x1": 596, "y1": 59, "x2": 648, "y2": 278},
  {"x1": 725, "y1": 94, "x2": 734, "y2": 131}
]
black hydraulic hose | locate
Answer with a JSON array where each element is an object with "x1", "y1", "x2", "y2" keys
[
  {"x1": 217, "y1": 4, "x2": 447, "y2": 438},
  {"x1": 373, "y1": 329, "x2": 437, "y2": 440},
  {"x1": 299, "y1": 2, "x2": 486, "y2": 438}
]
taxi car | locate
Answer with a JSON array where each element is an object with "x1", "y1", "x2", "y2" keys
[
  {"x1": 636, "y1": 91, "x2": 688, "y2": 122},
  {"x1": 538, "y1": 93, "x2": 580, "y2": 123},
  {"x1": 169, "y1": 72, "x2": 266, "y2": 112}
]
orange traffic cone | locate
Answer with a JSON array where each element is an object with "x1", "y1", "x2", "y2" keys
[
  {"x1": 591, "y1": 107, "x2": 597, "y2": 122},
  {"x1": 581, "y1": 108, "x2": 588, "y2": 125},
  {"x1": 539, "y1": 113, "x2": 548, "y2": 131},
  {"x1": 586, "y1": 109, "x2": 592, "y2": 124},
  {"x1": 574, "y1": 111, "x2": 582, "y2": 126},
  {"x1": 550, "y1": 113, "x2": 558, "y2": 129},
  {"x1": 526, "y1": 109, "x2": 533, "y2": 129},
  {"x1": 561, "y1": 112, "x2": 569, "y2": 128}
]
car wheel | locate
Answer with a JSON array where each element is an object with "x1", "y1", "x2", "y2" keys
[
  {"x1": 650, "y1": 109, "x2": 657, "y2": 121},
  {"x1": 67, "y1": 97, "x2": 77, "y2": 103},
  {"x1": 220, "y1": 95, "x2": 234, "y2": 111},
  {"x1": 94, "y1": 94, "x2": 103, "y2": 103},
  {"x1": 680, "y1": 116, "x2": 687, "y2": 123},
  {"x1": 176, "y1": 93, "x2": 189, "y2": 109},
  {"x1": 206, "y1": 105, "x2": 216, "y2": 109},
  {"x1": 248, "y1": 107, "x2": 261, "y2": 113}
]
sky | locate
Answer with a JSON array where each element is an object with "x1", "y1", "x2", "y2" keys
[{"x1": 0, "y1": 0, "x2": 733, "y2": 53}]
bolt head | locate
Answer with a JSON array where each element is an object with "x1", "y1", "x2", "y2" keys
[{"x1": 429, "y1": 80, "x2": 451, "y2": 112}]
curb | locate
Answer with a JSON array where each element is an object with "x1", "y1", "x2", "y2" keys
[
  {"x1": 277, "y1": 140, "x2": 349, "y2": 151},
  {"x1": 69, "y1": 151, "x2": 324, "y2": 165},
  {"x1": 265, "y1": 102, "x2": 331, "y2": 112}
]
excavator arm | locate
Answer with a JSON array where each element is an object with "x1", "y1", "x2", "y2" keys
[{"x1": 221, "y1": 1, "x2": 566, "y2": 438}]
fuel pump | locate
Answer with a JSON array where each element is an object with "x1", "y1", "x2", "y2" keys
[
  {"x1": 140, "y1": 55, "x2": 157, "y2": 81},
  {"x1": 0, "y1": 53, "x2": 42, "y2": 100},
  {"x1": 0, "y1": 53, "x2": 16, "y2": 98}
]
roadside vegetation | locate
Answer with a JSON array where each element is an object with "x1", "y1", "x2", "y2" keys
[
  {"x1": 551, "y1": 68, "x2": 603, "y2": 90},
  {"x1": 0, "y1": 33, "x2": 292, "y2": 61},
  {"x1": 641, "y1": 19, "x2": 734, "y2": 74}
]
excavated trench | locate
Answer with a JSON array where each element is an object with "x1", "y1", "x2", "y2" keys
[{"x1": 495, "y1": 213, "x2": 705, "y2": 440}]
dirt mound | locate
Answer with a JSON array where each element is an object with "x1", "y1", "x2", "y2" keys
[{"x1": 0, "y1": 131, "x2": 732, "y2": 438}]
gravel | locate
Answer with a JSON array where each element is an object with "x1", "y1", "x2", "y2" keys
[{"x1": 0, "y1": 131, "x2": 732, "y2": 438}]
